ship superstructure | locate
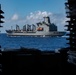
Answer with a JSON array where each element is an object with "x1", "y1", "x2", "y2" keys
[{"x1": 6, "y1": 16, "x2": 65, "y2": 36}]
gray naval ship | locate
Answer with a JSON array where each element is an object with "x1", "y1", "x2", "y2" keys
[{"x1": 6, "y1": 16, "x2": 65, "y2": 37}]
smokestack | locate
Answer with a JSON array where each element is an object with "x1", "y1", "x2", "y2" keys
[{"x1": 44, "y1": 16, "x2": 51, "y2": 25}]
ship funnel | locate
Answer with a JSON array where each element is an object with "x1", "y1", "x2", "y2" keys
[{"x1": 44, "y1": 16, "x2": 51, "y2": 25}]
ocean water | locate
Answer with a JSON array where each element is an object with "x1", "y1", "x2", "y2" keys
[{"x1": 0, "y1": 33, "x2": 69, "y2": 51}]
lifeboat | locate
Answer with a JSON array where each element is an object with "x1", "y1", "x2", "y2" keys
[{"x1": 37, "y1": 27, "x2": 43, "y2": 31}]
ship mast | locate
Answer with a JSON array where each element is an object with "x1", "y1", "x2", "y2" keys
[{"x1": 0, "y1": 4, "x2": 4, "y2": 27}]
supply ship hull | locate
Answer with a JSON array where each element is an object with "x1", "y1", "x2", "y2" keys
[
  {"x1": 6, "y1": 31, "x2": 65, "y2": 37},
  {"x1": 6, "y1": 16, "x2": 65, "y2": 37}
]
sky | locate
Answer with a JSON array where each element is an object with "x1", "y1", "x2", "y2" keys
[{"x1": 0, "y1": 0, "x2": 67, "y2": 33}]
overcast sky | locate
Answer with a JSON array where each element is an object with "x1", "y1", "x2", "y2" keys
[{"x1": 0, "y1": 0, "x2": 67, "y2": 33}]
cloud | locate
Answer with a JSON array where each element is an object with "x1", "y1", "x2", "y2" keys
[
  {"x1": 25, "y1": 11, "x2": 66, "y2": 31},
  {"x1": 25, "y1": 11, "x2": 52, "y2": 24},
  {"x1": 11, "y1": 14, "x2": 19, "y2": 21},
  {"x1": 4, "y1": 11, "x2": 67, "y2": 32},
  {"x1": 25, "y1": 11, "x2": 66, "y2": 25},
  {"x1": 6, "y1": 11, "x2": 66, "y2": 27}
]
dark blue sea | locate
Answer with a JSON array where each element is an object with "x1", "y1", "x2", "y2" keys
[{"x1": 0, "y1": 33, "x2": 69, "y2": 51}]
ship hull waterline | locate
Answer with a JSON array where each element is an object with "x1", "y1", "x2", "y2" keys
[{"x1": 6, "y1": 31, "x2": 65, "y2": 37}]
